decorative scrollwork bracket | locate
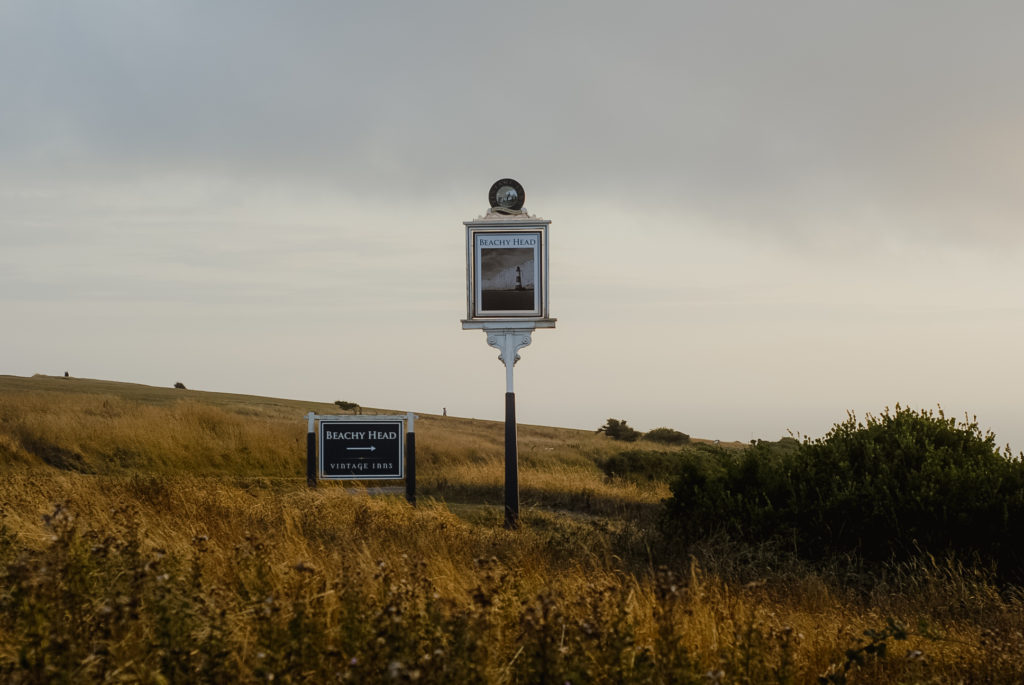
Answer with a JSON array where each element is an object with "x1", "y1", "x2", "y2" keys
[{"x1": 486, "y1": 329, "x2": 533, "y2": 392}]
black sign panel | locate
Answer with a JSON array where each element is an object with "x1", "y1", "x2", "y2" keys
[{"x1": 319, "y1": 420, "x2": 404, "y2": 480}]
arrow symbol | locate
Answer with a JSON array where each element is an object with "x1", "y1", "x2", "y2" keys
[{"x1": 347, "y1": 446, "x2": 376, "y2": 452}]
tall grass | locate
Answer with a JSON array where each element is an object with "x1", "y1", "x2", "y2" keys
[{"x1": 2, "y1": 376, "x2": 1023, "y2": 682}]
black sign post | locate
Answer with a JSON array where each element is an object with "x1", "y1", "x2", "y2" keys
[
  {"x1": 405, "y1": 424, "x2": 416, "y2": 506},
  {"x1": 306, "y1": 413, "x2": 317, "y2": 488},
  {"x1": 462, "y1": 180, "x2": 556, "y2": 529}
]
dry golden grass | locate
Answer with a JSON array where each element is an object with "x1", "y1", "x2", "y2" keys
[{"x1": 2, "y1": 374, "x2": 1023, "y2": 683}]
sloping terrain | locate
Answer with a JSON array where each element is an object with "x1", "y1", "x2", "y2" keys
[{"x1": 1, "y1": 374, "x2": 1021, "y2": 683}]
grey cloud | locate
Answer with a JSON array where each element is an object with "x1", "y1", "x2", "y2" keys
[{"x1": 2, "y1": 2, "x2": 1023, "y2": 245}]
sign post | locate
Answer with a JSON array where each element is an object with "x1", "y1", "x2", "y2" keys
[
  {"x1": 462, "y1": 179, "x2": 555, "y2": 528},
  {"x1": 306, "y1": 412, "x2": 416, "y2": 504}
]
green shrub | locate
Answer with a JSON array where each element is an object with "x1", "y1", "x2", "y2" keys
[
  {"x1": 597, "y1": 419, "x2": 641, "y2": 442},
  {"x1": 643, "y1": 427, "x2": 690, "y2": 446},
  {"x1": 664, "y1": 406, "x2": 1024, "y2": 580},
  {"x1": 601, "y1": 450, "x2": 682, "y2": 483}
]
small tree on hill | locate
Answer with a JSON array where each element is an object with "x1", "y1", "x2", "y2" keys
[
  {"x1": 174, "y1": 382, "x2": 186, "y2": 390},
  {"x1": 335, "y1": 400, "x2": 361, "y2": 415},
  {"x1": 597, "y1": 418, "x2": 641, "y2": 442}
]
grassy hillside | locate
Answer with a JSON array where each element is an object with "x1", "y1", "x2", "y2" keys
[
  {"x1": 0, "y1": 374, "x2": 672, "y2": 516},
  {"x1": 1, "y1": 374, "x2": 1022, "y2": 683}
]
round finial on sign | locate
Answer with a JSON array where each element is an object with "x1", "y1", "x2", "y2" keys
[{"x1": 488, "y1": 178, "x2": 525, "y2": 211}]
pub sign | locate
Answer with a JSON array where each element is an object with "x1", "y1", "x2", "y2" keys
[{"x1": 465, "y1": 223, "x2": 551, "y2": 322}]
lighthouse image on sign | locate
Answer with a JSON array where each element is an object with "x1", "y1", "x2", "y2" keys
[{"x1": 480, "y1": 248, "x2": 535, "y2": 310}]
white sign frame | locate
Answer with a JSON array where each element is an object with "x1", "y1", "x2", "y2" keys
[
  {"x1": 315, "y1": 414, "x2": 407, "y2": 481},
  {"x1": 463, "y1": 219, "x2": 553, "y2": 324}
]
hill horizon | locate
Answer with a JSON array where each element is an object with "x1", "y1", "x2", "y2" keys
[{"x1": 0, "y1": 373, "x2": 744, "y2": 448}]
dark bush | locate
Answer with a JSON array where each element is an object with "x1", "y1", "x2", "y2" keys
[
  {"x1": 334, "y1": 400, "x2": 361, "y2": 414},
  {"x1": 664, "y1": 406, "x2": 1024, "y2": 580},
  {"x1": 173, "y1": 382, "x2": 186, "y2": 390},
  {"x1": 602, "y1": 450, "x2": 681, "y2": 483},
  {"x1": 597, "y1": 419, "x2": 641, "y2": 442},
  {"x1": 644, "y1": 427, "x2": 690, "y2": 445}
]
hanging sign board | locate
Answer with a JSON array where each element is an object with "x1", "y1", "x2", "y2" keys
[
  {"x1": 463, "y1": 179, "x2": 554, "y2": 327},
  {"x1": 319, "y1": 417, "x2": 405, "y2": 480},
  {"x1": 474, "y1": 229, "x2": 543, "y2": 317},
  {"x1": 464, "y1": 222, "x2": 553, "y2": 323}
]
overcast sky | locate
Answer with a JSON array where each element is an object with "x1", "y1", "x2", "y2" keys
[{"x1": 2, "y1": 2, "x2": 1022, "y2": 451}]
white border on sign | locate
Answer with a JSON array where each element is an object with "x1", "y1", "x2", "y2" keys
[
  {"x1": 318, "y1": 416, "x2": 405, "y2": 481},
  {"x1": 465, "y1": 222, "x2": 552, "y2": 322},
  {"x1": 473, "y1": 231, "x2": 543, "y2": 318}
]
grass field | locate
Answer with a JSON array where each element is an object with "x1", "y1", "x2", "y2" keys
[{"x1": 2, "y1": 374, "x2": 1022, "y2": 683}]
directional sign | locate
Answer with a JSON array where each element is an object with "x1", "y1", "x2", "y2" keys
[{"x1": 319, "y1": 419, "x2": 404, "y2": 480}]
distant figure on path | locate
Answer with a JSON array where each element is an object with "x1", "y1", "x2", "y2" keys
[{"x1": 443, "y1": 407, "x2": 447, "y2": 417}]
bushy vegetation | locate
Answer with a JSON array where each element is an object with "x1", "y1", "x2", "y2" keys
[
  {"x1": 601, "y1": 449, "x2": 682, "y2": 483},
  {"x1": 643, "y1": 427, "x2": 690, "y2": 446},
  {"x1": 666, "y1": 406, "x2": 1024, "y2": 580},
  {"x1": 597, "y1": 420, "x2": 689, "y2": 446},
  {"x1": 597, "y1": 418, "x2": 641, "y2": 442},
  {"x1": 335, "y1": 400, "x2": 361, "y2": 413}
]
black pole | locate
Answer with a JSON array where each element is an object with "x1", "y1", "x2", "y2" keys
[
  {"x1": 306, "y1": 415, "x2": 317, "y2": 488},
  {"x1": 405, "y1": 429, "x2": 416, "y2": 506},
  {"x1": 504, "y1": 392, "x2": 519, "y2": 528}
]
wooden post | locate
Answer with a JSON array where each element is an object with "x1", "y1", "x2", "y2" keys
[
  {"x1": 405, "y1": 413, "x2": 416, "y2": 505},
  {"x1": 306, "y1": 412, "x2": 316, "y2": 488}
]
